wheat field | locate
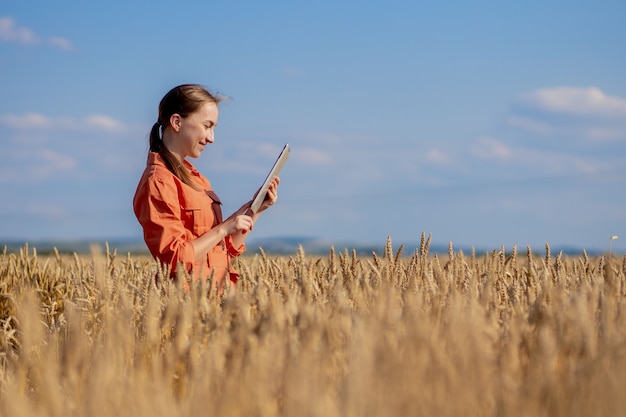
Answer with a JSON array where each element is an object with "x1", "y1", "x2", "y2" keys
[{"x1": 1, "y1": 234, "x2": 625, "y2": 417}]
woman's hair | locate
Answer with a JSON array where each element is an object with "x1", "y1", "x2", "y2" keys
[{"x1": 149, "y1": 84, "x2": 223, "y2": 189}]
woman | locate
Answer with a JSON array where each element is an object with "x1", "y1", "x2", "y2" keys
[{"x1": 133, "y1": 84, "x2": 279, "y2": 292}]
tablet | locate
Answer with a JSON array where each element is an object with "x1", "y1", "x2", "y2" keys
[{"x1": 250, "y1": 143, "x2": 290, "y2": 213}]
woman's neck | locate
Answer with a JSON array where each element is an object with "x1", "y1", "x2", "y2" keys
[{"x1": 162, "y1": 134, "x2": 184, "y2": 164}]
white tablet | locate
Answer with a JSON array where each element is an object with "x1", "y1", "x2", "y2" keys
[{"x1": 250, "y1": 143, "x2": 290, "y2": 213}]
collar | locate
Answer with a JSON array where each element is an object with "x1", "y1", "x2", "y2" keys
[{"x1": 148, "y1": 152, "x2": 200, "y2": 176}]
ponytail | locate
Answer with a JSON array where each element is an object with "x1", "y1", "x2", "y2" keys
[
  {"x1": 148, "y1": 121, "x2": 199, "y2": 190},
  {"x1": 149, "y1": 122, "x2": 163, "y2": 152}
]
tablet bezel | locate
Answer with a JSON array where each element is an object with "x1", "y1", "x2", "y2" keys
[{"x1": 250, "y1": 143, "x2": 290, "y2": 213}]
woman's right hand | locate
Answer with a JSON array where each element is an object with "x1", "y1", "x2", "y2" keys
[{"x1": 225, "y1": 214, "x2": 253, "y2": 236}]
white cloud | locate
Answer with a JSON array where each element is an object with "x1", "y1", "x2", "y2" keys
[
  {"x1": 39, "y1": 149, "x2": 76, "y2": 171},
  {"x1": 0, "y1": 17, "x2": 38, "y2": 44},
  {"x1": 85, "y1": 114, "x2": 126, "y2": 132},
  {"x1": 1, "y1": 113, "x2": 50, "y2": 129},
  {"x1": 585, "y1": 126, "x2": 626, "y2": 140},
  {"x1": 293, "y1": 147, "x2": 331, "y2": 165},
  {"x1": 470, "y1": 137, "x2": 512, "y2": 159},
  {"x1": 521, "y1": 86, "x2": 626, "y2": 118},
  {"x1": 463, "y1": 136, "x2": 608, "y2": 178},
  {"x1": 508, "y1": 113, "x2": 626, "y2": 141},
  {"x1": 514, "y1": 147, "x2": 599, "y2": 175},
  {"x1": 0, "y1": 147, "x2": 78, "y2": 183},
  {"x1": 255, "y1": 142, "x2": 285, "y2": 159},
  {"x1": 425, "y1": 148, "x2": 452, "y2": 165},
  {"x1": 47, "y1": 36, "x2": 74, "y2": 51},
  {"x1": 232, "y1": 142, "x2": 330, "y2": 169},
  {"x1": 0, "y1": 16, "x2": 73, "y2": 50},
  {"x1": 1, "y1": 113, "x2": 127, "y2": 133},
  {"x1": 506, "y1": 116, "x2": 555, "y2": 135},
  {"x1": 510, "y1": 86, "x2": 626, "y2": 141}
]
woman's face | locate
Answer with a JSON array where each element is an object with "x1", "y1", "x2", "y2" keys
[{"x1": 171, "y1": 102, "x2": 219, "y2": 160}]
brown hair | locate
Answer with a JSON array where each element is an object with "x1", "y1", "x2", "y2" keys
[{"x1": 149, "y1": 84, "x2": 223, "y2": 189}]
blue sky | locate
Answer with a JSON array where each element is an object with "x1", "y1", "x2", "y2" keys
[{"x1": 1, "y1": 1, "x2": 626, "y2": 253}]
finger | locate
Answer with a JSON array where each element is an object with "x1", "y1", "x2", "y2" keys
[{"x1": 242, "y1": 222, "x2": 253, "y2": 234}]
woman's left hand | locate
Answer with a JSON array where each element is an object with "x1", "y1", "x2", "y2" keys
[{"x1": 258, "y1": 177, "x2": 280, "y2": 212}]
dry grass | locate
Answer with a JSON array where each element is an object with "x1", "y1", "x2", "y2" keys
[{"x1": 1, "y1": 235, "x2": 626, "y2": 417}]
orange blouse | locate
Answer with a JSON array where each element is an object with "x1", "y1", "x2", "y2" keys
[{"x1": 133, "y1": 152, "x2": 245, "y2": 288}]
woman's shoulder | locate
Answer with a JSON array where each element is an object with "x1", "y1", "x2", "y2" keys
[
  {"x1": 136, "y1": 154, "x2": 177, "y2": 191},
  {"x1": 139, "y1": 165, "x2": 172, "y2": 186},
  {"x1": 137, "y1": 153, "x2": 212, "y2": 193}
]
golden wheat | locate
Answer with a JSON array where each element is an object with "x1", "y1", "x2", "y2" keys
[{"x1": 0, "y1": 236, "x2": 625, "y2": 417}]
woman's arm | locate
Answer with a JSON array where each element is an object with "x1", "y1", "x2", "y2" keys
[
  {"x1": 191, "y1": 213, "x2": 253, "y2": 261},
  {"x1": 134, "y1": 175, "x2": 197, "y2": 273},
  {"x1": 227, "y1": 177, "x2": 280, "y2": 249},
  {"x1": 193, "y1": 177, "x2": 280, "y2": 259}
]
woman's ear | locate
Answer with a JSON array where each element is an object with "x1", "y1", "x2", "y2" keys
[{"x1": 169, "y1": 114, "x2": 182, "y2": 132}]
